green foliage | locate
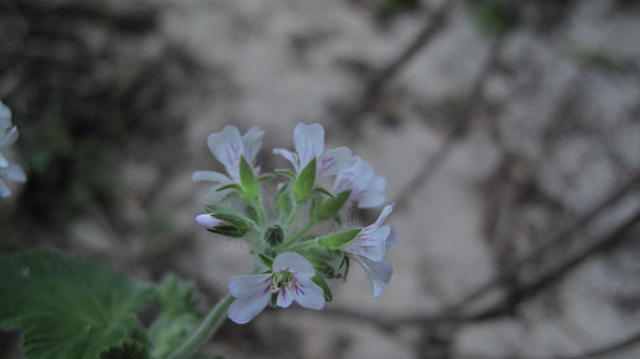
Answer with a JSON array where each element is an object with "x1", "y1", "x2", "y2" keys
[
  {"x1": 204, "y1": 205, "x2": 254, "y2": 238},
  {"x1": 239, "y1": 156, "x2": 260, "y2": 200},
  {"x1": 318, "y1": 229, "x2": 362, "y2": 249},
  {"x1": 264, "y1": 224, "x2": 285, "y2": 247},
  {"x1": 0, "y1": 249, "x2": 155, "y2": 359},
  {"x1": 293, "y1": 158, "x2": 316, "y2": 204},
  {"x1": 149, "y1": 275, "x2": 202, "y2": 359},
  {"x1": 313, "y1": 190, "x2": 351, "y2": 222},
  {"x1": 275, "y1": 183, "x2": 293, "y2": 219},
  {"x1": 312, "y1": 275, "x2": 333, "y2": 302}
]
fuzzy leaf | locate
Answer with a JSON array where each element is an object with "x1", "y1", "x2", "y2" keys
[
  {"x1": 312, "y1": 275, "x2": 333, "y2": 302},
  {"x1": 0, "y1": 249, "x2": 155, "y2": 359},
  {"x1": 293, "y1": 158, "x2": 316, "y2": 203}
]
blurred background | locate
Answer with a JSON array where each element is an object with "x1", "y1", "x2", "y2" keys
[{"x1": 1, "y1": 0, "x2": 640, "y2": 358}]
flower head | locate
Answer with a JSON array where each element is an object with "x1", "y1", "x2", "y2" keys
[
  {"x1": 0, "y1": 101, "x2": 26, "y2": 198},
  {"x1": 193, "y1": 126, "x2": 264, "y2": 200},
  {"x1": 333, "y1": 156, "x2": 386, "y2": 208},
  {"x1": 273, "y1": 123, "x2": 354, "y2": 184},
  {"x1": 227, "y1": 252, "x2": 324, "y2": 324}
]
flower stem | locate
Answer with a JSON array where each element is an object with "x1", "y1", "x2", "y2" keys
[
  {"x1": 165, "y1": 294, "x2": 235, "y2": 359},
  {"x1": 287, "y1": 221, "x2": 315, "y2": 245},
  {"x1": 286, "y1": 202, "x2": 300, "y2": 225}
]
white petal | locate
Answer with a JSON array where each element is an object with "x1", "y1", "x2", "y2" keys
[
  {"x1": 272, "y1": 148, "x2": 299, "y2": 170},
  {"x1": 0, "y1": 163, "x2": 26, "y2": 183},
  {"x1": 0, "y1": 102, "x2": 11, "y2": 130},
  {"x1": 228, "y1": 274, "x2": 271, "y2": 298},
  {"x1": 368, "y1": 204, "x2": 394, "y2": 230},
  {"x1": 352, "y1": 256, "x2": 393, "y2": 298},
  {"x1": 276, "y1": 286, "x2": 294, "y2": 308},
  {"x1": 273, "y1": 252, "x2": 315, "y2": 277},
  {"x1": 0, "y1": 153, "x2": 8, "y2": 168},
  {"x1": 242, "y1": 126, "x2": 265, "y2": 163},
  {"x1": 227, "y1": 293, "x2": 270, "y2": 324},
  {"x1": 358, "y1": 176, "x2": 386, "y2": 208},
  {"x1": 317, "y1": 147, "x2": 354, "y2": 177},
  {"x1": 292, "y1": 277, "x2": 325, "y2": 310},
  {"x1": 293, "y1": 123, "x2": 324, "y2": 167},
  {"x1": 386, "y1": 226, "x2": 399, "y2": 249},
  {"x1": 195, "y1": 214, "x2": 229, "y2": 229},
  {"x1": 347, "y1": 226, "x2": 389, "y2": 262},
  {"x1": 0, "y1": 126, "x2": 18, "y2": 148},
  {"x1": 192, "y1": 170, "x2": 230, "y2": 184},
  {"x1": 0, "y1": 179, "x2": 10, "y2": 197},
  {"x1": 207, "y1": 126, "x2": 244, "y2": 180}
]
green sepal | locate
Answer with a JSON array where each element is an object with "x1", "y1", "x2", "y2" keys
[
  {"x1": 204, "y1": 206, "x2": 254, "y2": 238},
  {"x1": 258, "y1": 253, "x2": 274, "y2": 268},
  {"x1": 275, "y1": 169, "x2": 296, "y2": 178},
  {"x1": 339, "y1": 256, "x2": 350, "y2": 282},
  {"x1": 258, "y1": 173, "x2": 275, "y2": 182},
  {"x1": 239, "y1": 156, "x2": 260, "y2": 200},
  {"x1": 293, "y1": 158, "x2": 316, "y2": 203},
  {"x1": 314, "y1": 187, "x2": 335, "y2": 198},
  {"x1": 245, "y1": 205, "x2": 259, "y2": 222},
  {"x1": 313, "y1": 189, "x2": 351, "y2": 222},
  {"x1": 312, "y1": 275, "x2": 333, "y2": 302},
  {"x1": 264, "y1": 224, "x2": 285, "y2": 247},
  {"x1": 318, "y1": 228, "x2": 362, "y2": 249},
  {"x1": 215, "y1": 183, "x2": 242, "y2": 192},
  {"x1": 275, "y1": 183, "x2": 293, "y2": 218}
]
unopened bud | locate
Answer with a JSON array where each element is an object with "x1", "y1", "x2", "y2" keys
[
  {"x1": 264, "y1": 225, "x2": 284, "y2": 246},
  {"x1": 195, "y1": 214, "x2": 229, "y2": 229}
]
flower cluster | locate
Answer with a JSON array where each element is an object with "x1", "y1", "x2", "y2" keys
[
  {"x1": 193, "y1": 123, "x2": 396, "y2": 324},
  {"x1": 0, "y1": 101, "x2": 26, "y2": 198}
]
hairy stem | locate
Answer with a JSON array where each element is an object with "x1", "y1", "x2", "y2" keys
[{"x1": 165, "y1": 294, "x2": 235, "y2": 359}]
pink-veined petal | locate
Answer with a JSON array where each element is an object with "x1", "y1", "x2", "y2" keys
[
  {"x1": 227, "y1": 293, "x2": 270, "y2": 324},
  {"x1": 352, "y1": 256, "x2": 393, "y2": 298},
  {"x1": 318, "y1": 147, "x2": 354, "y2": 177},
  {"x1": 273, "y1": 252, "x2": 315, "y2": 277},
  {"x1": 293, "y1": 123, "x2": 324, "y2": 167},
  {"x1": 367, "y1": 204, "x2": 394, "y2": 230},
  {"x1": 273, "y1": 148, "x2": 299, "y2": 170},
  {"x1": 347, "y1": 226, "x2": 389, "y2": 262},
  {"x1": 207, "y1": 126, "x2": 244, "y2": 181},
  {"x1": 242, "y1": 126, "x2": 265, "y2": 163},
  {"x1": 292, "y1": 277, "x2": 325, "y2": 310},
  {"x1": 276, "y1": 286, "x2": 294, "y2": 308},
  {"x1": 228, "y1": 274, "x2": 271, "y2": 298}
]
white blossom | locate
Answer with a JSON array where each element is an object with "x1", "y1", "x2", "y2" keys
[
  {"x1": 346, "y1": 204, "x2": 396, "y2": 297},
  {"x1": 332, "y1": 156, "x2": 386, "y2": 208},
  {"x1": 193, "y1": 126, "x2": 264, "y2": 200},
  {"x1": 227, "y1": 252, "x2": 325, "y2": 324},
  {"x1": 0, "y1": 101, "x2": 26, "y2": 198},
  {"x1": 273, "y1": 123, "x2": 354, "y2": 185},
  {"x1": 195, "y1": 214, "x2": 231, "y2": 229}
]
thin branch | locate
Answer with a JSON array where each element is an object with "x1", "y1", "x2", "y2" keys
[{"x1": 456, "y1": 174, "x2": 640, "y2": 308}]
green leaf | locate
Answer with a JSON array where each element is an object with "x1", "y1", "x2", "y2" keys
[
  {"x1": 313, "y1": 187, "x2": 335, "y2": 198},
  {"x1": 313, "y1": 190, "x2": 351, "y2": 222},
  {"x1": 258, "y1": 253, "x2": 274, "y2": 268},
  {"x1": 0, "y1": 249, "x2": 155, "y2": 359},
  {"x1": 149, "y1": 275, "x2": 202, "y2": 359},
  {"x1": 239, "y1": 156, "x2": 260, "y2": 200},
  {"x1": 312, "y1": 275, "x2": 333, "y2": 302},
  {"x1": 318, "y1": 229, "x2": 361, "y2": 249},
  {"x1": 258, "y1": 174, "x2": 275, "y2": 182},
  {"x1": 215, "y1": 183, "x2": 242, "y2": 193},
  {"x1": 293, "y1": 158, "x2": 316, "y2": 203}
]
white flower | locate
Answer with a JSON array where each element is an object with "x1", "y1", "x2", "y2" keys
[
  {"x1": 332, "y1": 156, "x2": 386, "y2": 208},
  {"x1": 227, "y1": 252, "x2": 325, "y2": 324},
  {"x1": 346, "y1": 204, "x2": 396, "y2": 297},
  {"x1": 273, "y1": 123, "x2": 354, "y2": 184},
  {"x1": 192, "y1": 126, "x2": 264, "y2": 200},
  {"x1": 0, "y1": 101, "x2": 26, "y2": 198}
]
